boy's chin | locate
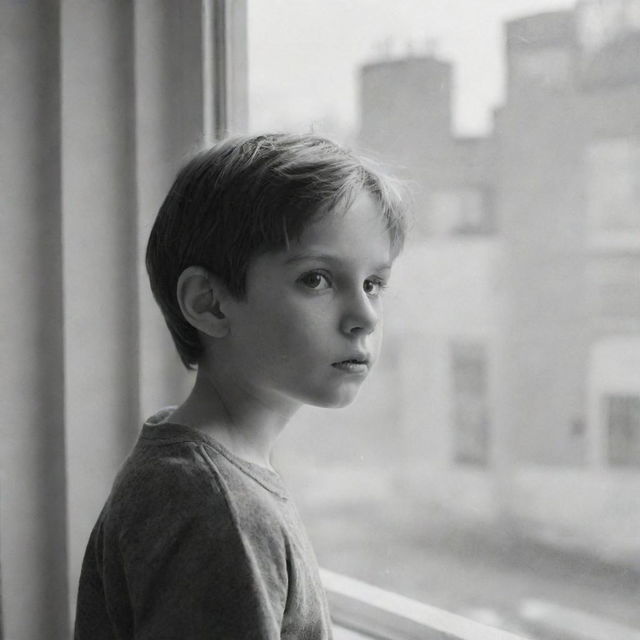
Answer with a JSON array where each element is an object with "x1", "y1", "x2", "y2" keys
[{"x1": 304, "y1": 386, "x2": 363, "y2": 409}]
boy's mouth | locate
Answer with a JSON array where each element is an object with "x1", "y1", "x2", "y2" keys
[{"x1": 331, "y1": 356, "x2": 369, "y2": 373}]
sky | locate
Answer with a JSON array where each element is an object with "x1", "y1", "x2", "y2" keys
[{"x1": 248, "y1": 0, "x2": 578, "y2": 137}]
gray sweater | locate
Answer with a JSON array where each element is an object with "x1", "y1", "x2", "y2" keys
[{"x1": 74, "y1": 411, "x2": 333, "y2": 639}]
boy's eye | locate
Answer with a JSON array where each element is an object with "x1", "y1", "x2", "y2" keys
[
  {"x1": 299, "y1": 272, "x2": 331, "y2": 290},
  {"x1": 363, "y1": 278, "x2": 385, "y2": 296}
]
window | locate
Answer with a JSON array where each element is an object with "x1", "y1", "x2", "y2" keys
[
  {"x1": 607, "y1": 394, "x2": 640, "y2": 466},
  {"x1": 450, "y1": 341, "x2": 490, "y2": 466},
  {"x1": 578, "y1": 0, "x2": 640, "y2": 53},
  {"x1": 589, "y1": 257, "x2": 640, "y2": 320},
  {"x1": 249, "y1": 2, "x2": 640, "y2": 638},
  {"x1": 511, "y1": 47, "x2": 573, "y2": 89},
  {"x1": 586, "y1": 137, "x2": 640, "y2": 248}
]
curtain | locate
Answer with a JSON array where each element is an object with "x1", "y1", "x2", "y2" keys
[{"x1": 0, "y1": 1, "x2": 246, "y2": 637}]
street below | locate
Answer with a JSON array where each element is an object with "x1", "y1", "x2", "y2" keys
[{"x1": 304, "y1": 498, "x2": 640, "y2": 639}]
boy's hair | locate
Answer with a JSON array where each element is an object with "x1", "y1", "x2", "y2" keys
[{"x1": 146, "y1": 133, "x2": 407, "y2": 369}]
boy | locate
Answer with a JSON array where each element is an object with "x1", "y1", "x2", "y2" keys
[{"x1": 74, "y1": 133, "x2": 406, "y2": 639}]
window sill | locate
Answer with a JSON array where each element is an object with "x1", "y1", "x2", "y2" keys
[{"x1": 322, "y1": 569, "x2": 529, "y2": 640}]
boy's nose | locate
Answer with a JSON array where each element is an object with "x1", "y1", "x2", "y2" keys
[{"x1": 339, "y1": 292, "x2": 379, "y2": 336}]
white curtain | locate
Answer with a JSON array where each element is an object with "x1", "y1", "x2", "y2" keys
[{"x1": 0, "y1": 1, "x2": 247, "y2": 637}]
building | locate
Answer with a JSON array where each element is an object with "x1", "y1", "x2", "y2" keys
[{"x1": 279, "y1": 2, "x2": 640, "y2": 565}]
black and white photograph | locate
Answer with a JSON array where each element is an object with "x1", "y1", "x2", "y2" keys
[{"x1": 2, "y1": 1, "x2": 640, "y2": 638}]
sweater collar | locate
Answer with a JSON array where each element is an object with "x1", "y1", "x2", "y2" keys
[{"x1": 142, "y1": 408, "x2": 288, "y2": 499}]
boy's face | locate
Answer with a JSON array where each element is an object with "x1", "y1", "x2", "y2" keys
[{"x1": 221, "y1": 190, "x2": 393, "y2": 410}]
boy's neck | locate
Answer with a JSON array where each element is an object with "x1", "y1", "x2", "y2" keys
[{"x1": 166, "y1": 365, "x2": 299, "y2": 471}]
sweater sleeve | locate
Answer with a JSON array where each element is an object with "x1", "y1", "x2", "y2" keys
[{"x1": 104, "y1": 453, "x2": 288, "y2": 640}]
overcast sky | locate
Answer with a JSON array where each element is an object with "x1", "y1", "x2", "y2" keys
[{"x1": 248, "y1": 0, "x2": 577, "y2": 137}]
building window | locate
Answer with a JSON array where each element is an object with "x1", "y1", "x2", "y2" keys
[
  {"x1": 430, "y1": 188, "x2": 491, "y2": 236},
  {"x1": 607, "y1": 394, "x2": 640, "y2": 466},
  {"x1": 588, "y1": 257, "x2": 640, "y2": 321},
  {"x1": 511, "y1": 48, "x2": 573, "y2": 89},
  {"x1": 586, "y1": 138, "x2": 640, "y2": 247},
  {"x1": 578, "y1": 0, "x2": 640, "y2": 53},
  {"x1": 450, "y1": 341, "x2": 490, "y2": 466}
]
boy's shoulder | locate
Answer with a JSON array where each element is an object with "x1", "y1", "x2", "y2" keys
[
  {"x1": 102, "y1": 414, "x2": 290, "y2": 543},
  {"x1": 76, "y1": 415, "x2": 303, "y2": 638}
]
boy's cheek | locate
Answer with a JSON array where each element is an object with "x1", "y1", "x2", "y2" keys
[{"x1": 369, "y1": 332, "x2": 384, "y2": 366}]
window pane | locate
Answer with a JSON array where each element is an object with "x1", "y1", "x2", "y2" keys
[
  {"x1": 608, "y1": 394, "x2": 640, "y2": 466},
  {"x1": 450, "y1": 341, "x2": 490, "y2": 466},
  {"x1": 586, "y1": 138, "x2": 640, "y2": 235},
  {"x1": 249, "y1": 2, "x2": 640, "y2": 638}
]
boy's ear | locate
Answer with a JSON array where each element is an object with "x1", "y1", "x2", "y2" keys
[{"x1": 176, "y1": 267, "x2": 231, "y2": 338}]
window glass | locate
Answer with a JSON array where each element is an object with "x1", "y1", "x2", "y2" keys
[
  {"x1": 249, "y1": 2, "x2": 640, "y2": 637},
  {"x1": 588, "y1": 257, "x2": 640, "y2": 320},
  {"x1": 608, "y1": 394, "x2": 640, "y2": 466},
  {"x1": 512, "y1": 47, "x2": 573, "y2": 88},
  {"x1": 578, "y1": 0, "x2": 640, "y2": 52},
  {"x1": 450, "y1": 341, "x2": 491, "y2": 466},
  {"x1": 586, "y1": 138, "x2": 640, "y2": 234}
]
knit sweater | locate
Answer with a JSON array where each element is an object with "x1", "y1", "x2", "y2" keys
[{"x1": 74, "y1": 409, "x2": 333, "y2": 639}]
